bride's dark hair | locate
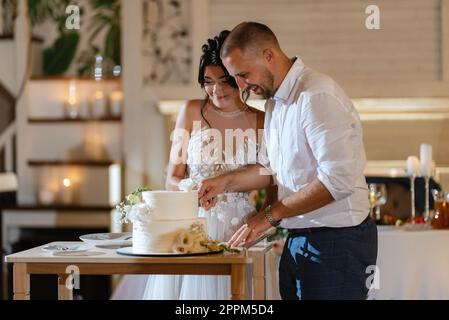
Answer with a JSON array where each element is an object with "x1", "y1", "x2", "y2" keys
[
  {"x1": 198, "y1": 30, "x2": 250, "y2": 128},
  {"x1": 198, "y1": 30, "x2": 237, "y2": 89}
]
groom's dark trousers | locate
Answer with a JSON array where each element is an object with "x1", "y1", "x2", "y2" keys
[{"x1": 279, "y1": 216, "x2": 378, "y2": 300}]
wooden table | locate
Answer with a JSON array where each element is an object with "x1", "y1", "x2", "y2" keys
[
  {"x1": 5, "y1": 242, "x2": 253, "y2": 300},
  {"x1": 0, "y1": 205, "x2": 113, "y2": 300}
]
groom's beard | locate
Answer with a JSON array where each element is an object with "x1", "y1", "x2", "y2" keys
[
  {"x1": 258, "y1": 68, "x2": 275, "y2": 99},
  {"x1": 246, "y1": 68, "x2": 275, "y2": 99}
]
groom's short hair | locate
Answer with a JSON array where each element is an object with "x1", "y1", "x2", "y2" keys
[{"x1": 220, "y1": 21, "x2": 280, "y2": 58}]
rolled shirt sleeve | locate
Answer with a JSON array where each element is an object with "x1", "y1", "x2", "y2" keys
[{"x1": 301, "y1": 93, "x2": 365, "y2": 201}]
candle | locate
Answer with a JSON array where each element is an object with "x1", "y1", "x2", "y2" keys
[
  {"x1": 109, "y1": 90, "x2": 123, "y2": 117},
  {"x1": 38, "y1": 188, "x2": 56, "y2": 205},
  {"x1": 60, "y1": 178, "x2": 73, "y2": 204},
  {"x1": 420, "y1": 144, "x2": 433, "y2": 177},
  {"x1": 406, "y1": 156, "x2": 421, "y2": 177},
  {"x1": 91, "y1": 90, "x2": 107, "y2": 118},
  {"x1": 65, "y1": 80, "x2": 79, "y2": 119}
]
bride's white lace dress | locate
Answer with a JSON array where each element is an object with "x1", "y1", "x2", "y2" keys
[
  {"x1": 142, "y1": 126, "x2": 257, "y2": 300},
  {"x1": 110, "y1": 104, "x2": 260, "y2": 300}
]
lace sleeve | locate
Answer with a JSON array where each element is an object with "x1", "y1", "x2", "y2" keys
[{"x1": 178, "y1": 178, "x2": 197, "y2": 191}]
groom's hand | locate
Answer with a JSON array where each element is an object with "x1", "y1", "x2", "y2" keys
[
  {"x1": 198, "y1": 175, "x2": 229, "y2": 210},
  {"x1": 228, "y1": 211, "x2": 271, "y2": 248}
]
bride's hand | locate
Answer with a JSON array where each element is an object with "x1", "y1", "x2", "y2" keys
[{"x1": 198, "y1": 175, "x2": 229, "y2": 210}]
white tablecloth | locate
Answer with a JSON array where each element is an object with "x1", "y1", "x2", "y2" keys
[{"x1": 370, "y1": 226, "x2": 449, "y2": 300}]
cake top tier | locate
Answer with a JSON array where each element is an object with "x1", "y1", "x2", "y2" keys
[{"x1": 141, "y1": 190, "x2": 199, "y2": 220}]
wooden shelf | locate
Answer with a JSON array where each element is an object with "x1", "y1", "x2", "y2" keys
[
  {"x1": 28, "y1": 160, "x2": 118, "y2": 167},
  {"x1": 30, "y1": 76, "x2": 121, "y2": 82},
  {"x1": 0, "y1": 35, "x2": 45, "y2": 42},
  {"x1": 0, "y1": 34, "x2": 13, "y2": 40},
  {"x1": 1, "y1": 204, "x2": 114, "y2": 212},
  {"x1": 28, "y1": 116, "x2": 121, "y2": 123}
]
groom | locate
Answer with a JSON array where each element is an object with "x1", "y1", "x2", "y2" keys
[{"x1": 198, "y1": 22, "x2": 378, "y2": 300}]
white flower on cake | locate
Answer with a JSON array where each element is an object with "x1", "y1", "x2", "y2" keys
[
  {"x1": 127, "y1": 203, "x2": 154, "y2": 225},
  {"x1": 115, "y1": 187, "x2": 151, "y2": 224}
]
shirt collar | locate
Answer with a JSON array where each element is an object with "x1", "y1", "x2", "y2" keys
[{"x1": 272, "y1": 56, "x2": 305, "y2": 104}]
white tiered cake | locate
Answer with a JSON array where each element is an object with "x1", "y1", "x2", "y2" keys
[{"x1": 132, "y1": 190, "x2": 207, "y2": 254}]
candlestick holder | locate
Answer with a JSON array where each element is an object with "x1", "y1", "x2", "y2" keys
[
  {"x1": 409, "y1": 174, "x2": 416, "y2": 223},
  {"x1": 424, "y1": 175, "x2": 431, "y2": 223}
]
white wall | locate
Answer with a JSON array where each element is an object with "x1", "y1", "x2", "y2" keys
[
  {"x1": 0, "y1": 41, "x2": 16, "y2": 94},
  {"x1": 122, "y1": 0, "x2": 449, "y2": 190},
  {"x1": 139, "y1": 0, "x2": 449, "y2": 99},
  {"x1": 122, "y1": 0, "x2": 167, "y2": 193}
]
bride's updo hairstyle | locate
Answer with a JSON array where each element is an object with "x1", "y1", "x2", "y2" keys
[
  {"x1": 198, "y1": 30, "x2": 250, "y2": 128},
  {"x1": 198, "y1": 30, "x2": 238, "y2": 89}
]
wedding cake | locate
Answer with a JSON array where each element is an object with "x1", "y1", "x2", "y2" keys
[{"x1": 131, "y1": 190, "x2": 208, "y2": 254}]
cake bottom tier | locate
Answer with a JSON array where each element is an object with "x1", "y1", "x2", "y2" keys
[{"x1": 132, "y1": 218, "x2": 207, "y2": 254}]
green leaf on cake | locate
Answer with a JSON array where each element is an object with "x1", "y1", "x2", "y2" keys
[{"x1": 125, "y1": 187, "x2": 151, "y2": 205}]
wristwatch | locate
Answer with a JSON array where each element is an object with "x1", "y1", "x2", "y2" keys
[{"x1": 264, "y1": 205, "x2": 282, "y2": 227}]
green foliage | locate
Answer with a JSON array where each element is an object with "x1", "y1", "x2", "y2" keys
[
  {"x1": 267, "y1": 227, "x2": 289, "y2": 242},
  {"x1": 76, "y1": 45, "x2": 100, "y2": 75},
  {"x1": 42, "y1": 31, "x2": 80, "y2": 75},
  {"x1": 29, "y1": 0, "x2": 83, "y2": 75},
  {"x1": 104, "y1": 24, "x2": 121, "y2": 65},
  {"x1": 254, "y1": 189, "x2": 266, "y2": 212},
  {"x1": 125, "y1": 188, "x2": 151, "y2": 205},
  {"x1": 116, "y1": 187, "x2": 152, "y2": 224},
  {"x1": 28, "y1": 0, "x2": 77, "y2": 29},
  {"x1": 28, "y1": 0, "x2": 121, "y2": 76},
  {"x1": 88, "y1": 0, "x2": 121, "y2": 67}
]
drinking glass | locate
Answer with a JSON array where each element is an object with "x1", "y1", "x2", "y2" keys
[
  {"x1": 368, "y1": 183, "x2": 387, "y2": 221},
  {"x1": 431, "y1": 189, "x2": 449, "y2": 229}
]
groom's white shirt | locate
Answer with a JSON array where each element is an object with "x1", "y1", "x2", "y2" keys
[{"x1": 262, "y1": 56, "x2": 370, "y2": 229}]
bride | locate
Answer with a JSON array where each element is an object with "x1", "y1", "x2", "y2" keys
[{"x1": 111, "y1": 30, "x2": 273, "y2": 300}]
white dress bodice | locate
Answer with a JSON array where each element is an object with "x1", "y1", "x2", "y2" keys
[{"x1": 181, "y1": 127, "x2": 257, "y2": 241}]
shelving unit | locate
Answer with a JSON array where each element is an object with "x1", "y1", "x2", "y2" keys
[
  {"x1": 28, "y1": 160, "x2": 118, "y2": 167},
  {"x1": 1, "y1": 204, "x2": 114, "y2": 212},
  {"x1": 21, "y1": 77, "x2": 124, "y2": 207}
]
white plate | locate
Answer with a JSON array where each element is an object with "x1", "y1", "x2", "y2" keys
[
  {"x1": 116, "y1": 246, "x2": 223, "y2": 257},
  {"x1": 80, "y1": 232, "x2": 132, "y2": 247},
  {"x1": 42, "y1": 243, "x2": 93, "y2": 254}
]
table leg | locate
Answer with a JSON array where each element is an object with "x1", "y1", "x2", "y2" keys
[
  {"x1": 231, "y1": 264, "x2": 253, "y2": 300},
  {"x1": 58, "y1": 274, "x2": 74, "y2": 300},
  {"x1": 249, "y1": 251, "x2": 266, "y2": 300},
  {"x1": 13, "y1": 263, "x2": 30, "y2": 300}
]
